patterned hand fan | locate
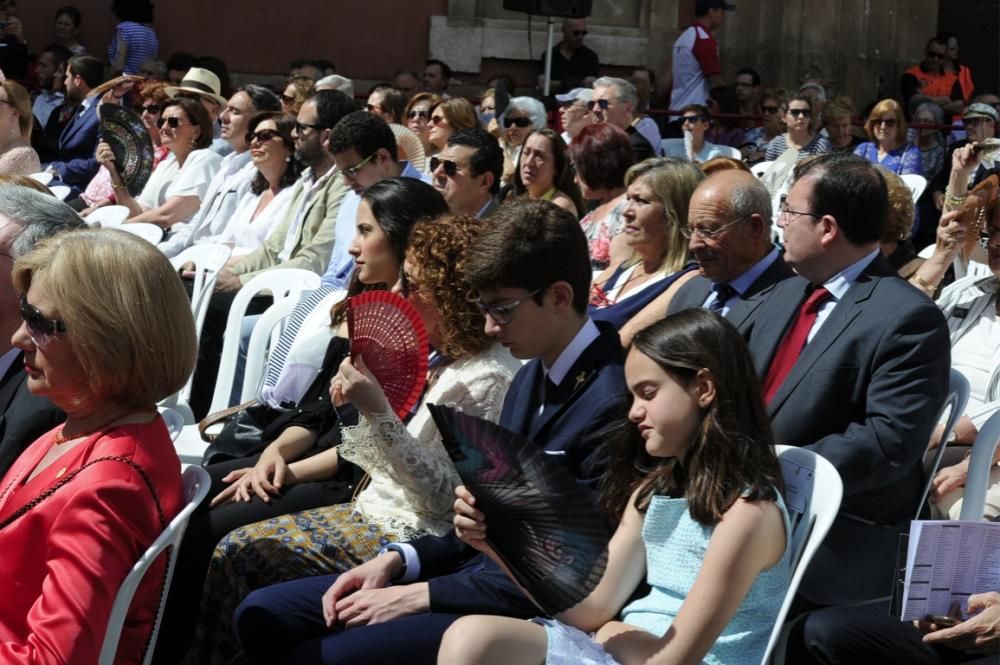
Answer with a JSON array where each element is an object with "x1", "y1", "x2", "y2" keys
[
  {"x1": 428, "y1": 404, "x2": 612, "y2": 615},
  {"x1": 347, "y1": 290, "x2": 429, "y2": 420}
]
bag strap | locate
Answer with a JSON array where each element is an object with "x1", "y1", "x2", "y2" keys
[{"x1": 198, "y1": 400, "x2": 258, "y2": 443}]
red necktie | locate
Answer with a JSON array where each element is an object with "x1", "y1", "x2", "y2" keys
[{"x1": 762, "y1": 286, "x2": 830, "y2": 404}]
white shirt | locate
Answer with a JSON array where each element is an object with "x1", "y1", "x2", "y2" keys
[
  {"x1": 219, "y1": 185, "x2": 296, "y2": 257},
  {"x1": 32, "y1": 90, "x2": 64, "y2": 128},
  {"x1": 159, "y1": 150, "x2": 254, "y2": 257},
  {"x1": 670, "y1": 24, "x2": 714, "y2": 110},
  {"x1": 136, "y1": 149, "x2": 222, "y2": 223},
  {"x1": 808, "y1": 248, "x2": 881, "y2": 343}
]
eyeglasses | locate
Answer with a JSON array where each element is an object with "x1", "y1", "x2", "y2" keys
[
  {"x1": 979, "y1": 228, "x2": 999, "y2": 250},
  {"x1": 156, "y1": 116, "x2": 189, "y2": 129},
  {"x1": 19, "y1": 294, "x2": 66, "y2": 347},
  {"x1": 407, "y1": 109, "x2": 429, "y2": 120},
  {"x1": 475, "y1": 285, "x2": 547, "y2": 325},
  {"x1": 778, "y1": 195, "x2": 821, "y2": 223},
  {"x1": 572, "y1": 30, "x2": 588, "y2": 36},
  {"x1": 246, "y1": 128, "x2": 282, "y2": 145},
  {"x1": 503, "y1": 116, "x2": 533, "y2": 128},
  {"x1": 874, "y1": 118, "x2": 898, "y2": 127},
  {"x1": 587, "y1": 99, "x2": 610, "y2": 112},
  {"x1": 925, "y1": 51, "x2": 946, "y2": 60},
  {"x1": 682, "y1": 114, "x2": 709, "y2": 124},
  {"x1": 295, "y1": 121, "x2": 325, "y2": 134},
  {"x1": 341, "y1": 152, "x2": 375, "y2": 178},
  {"x1": 761, "y1": 105, "x2": 780, "y2": 114},
  {"x1": 429, "y1": 156, "x2": 460, "y2": 177},
  {"x1": 788, "y1": 108, "x2": 812, "y2": 118},
  {"x1": 139, "y1": 104, "x2": 160, "y2": 114},
  {"x1": 681, "y1": 216, "x2": 749, "y2": 240}
]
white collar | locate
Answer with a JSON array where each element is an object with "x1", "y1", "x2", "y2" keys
[{"x1": 545, "y1": 318, "x2": 601, "y2": 387}]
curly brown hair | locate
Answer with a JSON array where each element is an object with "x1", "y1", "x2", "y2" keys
[{"x1": 406, "y1": 215, "x2": 492, "y2": 359}]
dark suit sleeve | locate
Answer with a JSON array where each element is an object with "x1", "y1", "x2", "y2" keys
[
  {"x1": 407, "y1": 531, "x2": 479, "y2": 580},
  {"x1": 427, "y1": 559, "x2": 539, "y2": 618},
  {"x1": 564, "y1": 395, "x2": 630, "y2": 490},
  {"x1": 48, "y1": 156, "x2": 100, "y2": 188},
  {"x1": 804, "y1": 300, "x2": 950, "y2": 498}
]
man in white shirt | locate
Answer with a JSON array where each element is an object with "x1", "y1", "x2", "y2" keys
[
  {"x1": 159, "y1": 85, "x2": 282, "y2": 257},
  {"x1": 670, "y1": 0, "x2": 731, "y2": 112}
]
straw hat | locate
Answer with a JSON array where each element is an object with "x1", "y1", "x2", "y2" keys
[{"x1": 165, "y1": 67, "x2": 227, "y2": 107}]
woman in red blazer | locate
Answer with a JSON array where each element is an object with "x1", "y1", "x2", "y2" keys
[{"x1": 0, "y1": 223, "x2": 197, "y2": 664}]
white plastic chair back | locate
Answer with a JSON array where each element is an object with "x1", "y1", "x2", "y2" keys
[
  {"x1": 241, "y1": 296, "x2": 299, "y2": 404},
  {"x1": 917, "y1": 243, "x2": 935, "y2": 259},
  {"x1": 84, "y1": 205, "x2": 131, "y2": 227},
  {"x1": 98, "y1": 464, "x2": 210, "y2": 665},
  {"x1": 751, "y1": 161, "x2": 774, "y2": 179},
  {"x1": 210, "y1": 268, "x2": 320, "y2": 416},
  {"x1": 715, "y1": 144, "x2": 742, "y2": 159},
  {"x1": 960, "y1": 409, "x2": 1000, "y2": 521},
  {"x1": 118, "y1": 223, "x2": 164, "y2": 245},
  {"x1": 761, "y1": 445, "x2": 843, "y2": 664},
  {"x1": 29, "y1": 171, "x2": 53, "y2": 186},
  {"x1": 916, "y1": 369, "x2": 971, "y2": 519},
  {"x1": 157, "y1": 407, "x2": 185, "y2": 442},
  {"x1": 900, "y1": 173, "x2": 927, "y2": 204},
  {"x1": 49, "y1": 185, "x2": 71, "y2": 200}
]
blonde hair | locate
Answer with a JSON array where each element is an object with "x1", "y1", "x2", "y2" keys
[
  {"x1": 864, "y1": 99, "x2": 907, "y2": 147},
  {"x1": 624, "y1": 157, "x2": 703, "y2": 274},
  {"x1": 1, "y1": 81, "x2": 33, "y2": 139},
  {"x1": 876, "y1": 167, "x2": 915, "y2": 243},
  {"x1": 13, "y1": 229, "x2": 197, "y2": 411}
]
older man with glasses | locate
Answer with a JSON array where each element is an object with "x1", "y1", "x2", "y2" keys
[
  {"x1": 429, "y1": 128, "x2": 503, "y2": 218},
  {"x1": 930, "y1": 101, "x2": 1000, "y2": 211},
  {"x1": 589, "y1": 76, "x2": 655, "y2": 161}
]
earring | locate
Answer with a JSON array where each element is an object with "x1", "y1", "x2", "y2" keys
[{"x1": 190, "y1": 138, "x2": 198, "y2": 148}]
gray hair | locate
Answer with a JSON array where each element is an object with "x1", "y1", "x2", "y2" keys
[
  {"x1": 501, "y1": 96, "x2": 547, "y2": 130},
  {"x1": 729, "y1": 177, "x2": 773, "y2": 228},
  {"x1": 316, "y1": 75, "x2": 354, "y2": 99},
  {"x1": 913, "y1": 102, "x2": 944, "y2": 125},
  {"x1": 0, "y1": 188, "x2": 85, "y2": 258},
  {"x1": 593, "y1": 76, "x2": 638, "y2": 108}
]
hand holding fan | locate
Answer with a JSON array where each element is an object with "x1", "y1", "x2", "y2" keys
[
  {"x1": 428, "y1": 404, "x2": 612, "y2": 615},
  {"x1": 347, "y1": 291, "x2": 429, "y2": 420}
]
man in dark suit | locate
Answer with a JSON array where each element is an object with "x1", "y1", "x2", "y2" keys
[
  {"x1": 233, "y1": 200, "x2": 628, "y2": 665},
  {"x1": 743, "y1": 153, "x2": 950, "y2": 608},
  {"x1": 0, "y1": 188, "x2": 84, "y2": 477},
  {"x1": 668, "y1": 169, "x2": 794, "y2": 328},
  {"x1": 44, "y1": 55, "x2": 104, "y2": 190}
]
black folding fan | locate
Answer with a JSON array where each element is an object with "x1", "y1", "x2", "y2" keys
[{"x1": 428, "y1": 404, "x2": 611, "y2": 615}]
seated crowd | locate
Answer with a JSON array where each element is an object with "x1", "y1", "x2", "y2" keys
[{"x1": 0, "y1": 6, "x2": 999, "y2": 665}]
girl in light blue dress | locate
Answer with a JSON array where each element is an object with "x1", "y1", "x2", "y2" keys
[{"x1": 440, "y1": 309, "x2": 792, "y2": 665}]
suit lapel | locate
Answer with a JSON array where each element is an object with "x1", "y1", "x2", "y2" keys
[
  {"x1": 59, "y1": 103, "x2": 93, "y2": 147},
  {"x1": 0, "y1": 353, "x2": 24, "y2": 416},
  {"x1": 509, "y1": 361, "x2": 543, "y2": 438}
]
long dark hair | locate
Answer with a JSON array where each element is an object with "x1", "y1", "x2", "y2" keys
[
  {"x1": 330, "y1": 178, "x2": 448, "y2": 326},
  {"x1": 512, "y1": 128, "x2": 584, "y2": 216},
  {"x1": 599, "y1": 309, "x2": 783, "y2": 526},
  {"x1": 247, "y1": 111, "x2": 300, "y2": 195}
]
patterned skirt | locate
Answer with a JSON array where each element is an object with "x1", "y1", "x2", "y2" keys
[{"x1": 181, "y1": 502, "x2": 407, "y2": 665}]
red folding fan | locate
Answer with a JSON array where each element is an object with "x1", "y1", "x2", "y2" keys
[{"x1": 347, "y1": 291, "x2": 429, "y2": 419}]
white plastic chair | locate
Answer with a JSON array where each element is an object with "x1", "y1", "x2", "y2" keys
[
  {"x1": 84, "y1": 204, "x2": 131, "y2": 227},
  {"x1": 751, "y1": 161, "x2": 774, "y2": 179},
  {"x1": 118, "y1": 223, "x2": 164, "y2": 245},
  {"x1": 916, "y1": 369, "x2": 971, "y2": 519},
  {"x1": 97, "y1": 464, "x2": 210, "y2": 665},
  {"x1": 49, "y1": 185, "x2": 71, "y2": 200},
  {"x1": 900, "y1": 173, "x2": 927, "y2": 204},
  {"x1": 157, "y1": 407, "x2": 185, "y2": 442},
  {"x1": 29, "y1": 171, "x2": 53, "y2": 186},
  {"x1": 241, "y1": 296, "x2": 299, "y2": 404},
  {"x1": 714, "y1": 144, "x2": 742, "y2": 159},
  {"x1": 960, "y1": 409, "x2": 1000, "y2": 521},
  {"x1": 761, "y1": 445, "x2": 843, "y2": 665}
]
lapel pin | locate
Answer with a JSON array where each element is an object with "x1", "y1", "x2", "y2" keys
[{"x1": 573, "y1": 371, "x2": 588, "y2": 392}]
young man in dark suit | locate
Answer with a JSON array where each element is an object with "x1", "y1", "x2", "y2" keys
[
  {"x1": 743, "y1": 153, "x2": 950, "y2": 608},
  {"x1": 43, "y1": 55, "x2": 104, "y2": 190},
  {"x1": 666, "y1": 169, "x2": 794, "y2": 329},
  {"x1": 233, "y1": 199, "x2": 629, "y2": 665}
]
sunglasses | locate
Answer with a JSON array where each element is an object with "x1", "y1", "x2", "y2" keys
[
  {"x1": 342, "y1": 152, "x2": 375, "y2": 178},
  {"x1": 572, "y1": 30, "x2": 588, "y2": 36},
  {"x1": 503, "y1": 116, "x2": 533, "y2": 128},
  {"x1": 156, "y1": 116, "x2": 188, "y2": 129},
  {"x1": 682, "y1": 114, "x2": 709, "y2": 124},
  {"x1": 761, "y1": 105, "x2": 780, "y2": 114},
  {"x1": 430, "y1": 156, "x2": 460, "y2": 177},
  {"x1": 19, "y1": 294, "x2": 66, "y2": 346},
  {"x1": 139, "y1": 104, "x2": 161, "y2": 114},
  {"x1": 788, "y1": 108, "x2": 812, "y2": 118},
  {"x1": 874, "y1": 118, "x2": 898, "y2": 127},
  {"x1": 430, "y1": 114, "x2": 447, "y2": 126},
  {"x1": 295, "y1": 121, "x2": 325, "y2": 134},
  {"x1": 926, "y1": 51, "x2": 946, "y2": 60},
  {"x1": 587, "y1": 99, "x2": 610, "y2": 111},
  {"x1": 246, "y1": 128, "x2": 282, "y2": 145},
  {"x1": 407, "y1": 109, "x2": 430, "y2": 120}
]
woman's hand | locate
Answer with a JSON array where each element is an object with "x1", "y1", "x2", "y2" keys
[
  {"x1": 95, "y1": 141, "x2": 121, "y2": 180},
  {"x1": 930, "y1": 457, "x2": 970, "y2": 503},
  {"x1": 934, "y1": 209, "x2": 967, "y2": 258},
  {"x1": 210, "y1": 467, "x2": 254, "y2": 507},
  {"x1": 330, "y1": 355, "x2": 390, "y2": 415},
  {"x1": 952, "y1": 143, "x2": 982, "y2": 176},
  {"x1": 241, "y1": 447, "x2": 291, "y2": 504},
  {"x1": 453, "y1": 485, "x2": 495, "y2": 556}
]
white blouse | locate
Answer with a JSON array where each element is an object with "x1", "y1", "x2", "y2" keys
[
  {"x1": 136, "y1": 149, "x2": 221, "y2": 223},
  {"x1": 338, "y1": 343, "x2": 521, "y2": 539},
  {"x1": 219, "y1": 185, "x2": 295, "y2": 257}
]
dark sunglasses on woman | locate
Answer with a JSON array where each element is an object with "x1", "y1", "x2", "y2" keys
[
  {"x1": 407, "y1": 109, "x2": 430, "y2": 120},
  {"x1": 156, "y1": 116, "x2": 187, "y2": 129},
  {"x1": 503, "y1": 116, "x2": 533, "y2": 129},
  {"x1": 19, "y1": 294, "x2": 66, "y2": 345},
  {"x1": 246, "y1": 128, "x2": 282, "y2": 145}
]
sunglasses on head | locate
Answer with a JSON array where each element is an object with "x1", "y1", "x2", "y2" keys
[
  {"x1": 503, "y1": 116, "x2": 533, "y2": 128},
  {"x1": 430, "y1": 156, "x2": 460, "y2": 177},
  {"x1": 139, "y1": 104, "x2": 160, "y2": 114},
  {"x1": 156, "y1": 116, "x2": 187, "y2": 129},
  {"x1": 246, "y1": 128, "x2": 282, "y2": 145},
  {"x1": 788, "y1": 108, "x2": 812, "y2": 118},
  {"x1": 407, "y1": 109, "x2": 430, "y2": 120},
  {"x1": 19, "y1": 294, "x2": 66, "y2": 346},
  {"x1": 587, "y1": 99, "x2": 610, "y2": 111}
]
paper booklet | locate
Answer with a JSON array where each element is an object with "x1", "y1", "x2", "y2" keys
[{"x1": 900, "y1": 520, "x2": 1000, "y2": 621}]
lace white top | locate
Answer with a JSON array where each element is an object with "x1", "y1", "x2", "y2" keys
[{"x1": 338, "y1": 343, "x2": 521, "y2": 539}]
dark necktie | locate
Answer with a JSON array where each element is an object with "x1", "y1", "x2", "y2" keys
[
  {"x1": 761, "y1": 286, "x2": 831, "y2": 404},
  {"x1": 709, "y1": 282, "x2": 737, "y2": 313}
]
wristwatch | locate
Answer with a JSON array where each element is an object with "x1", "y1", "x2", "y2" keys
[{"x1": 379, "y1": 544, "x2": 407, "y2": 580}]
